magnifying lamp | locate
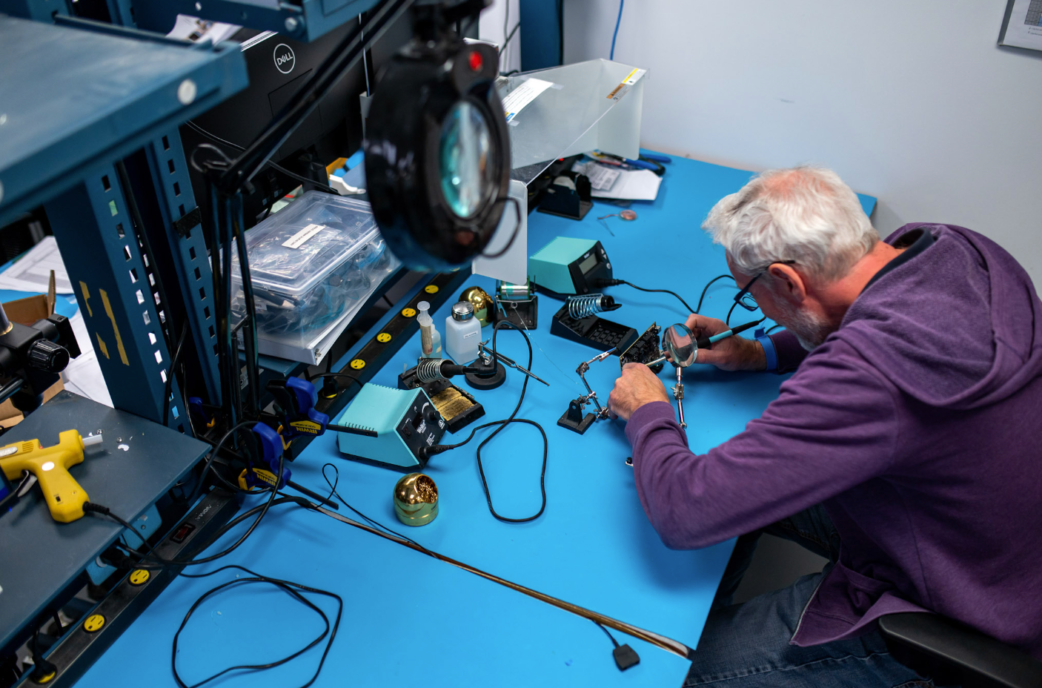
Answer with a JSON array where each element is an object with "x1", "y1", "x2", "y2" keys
[{"x1": 364, "y1": 0, "x2": 512, "y2": 272}]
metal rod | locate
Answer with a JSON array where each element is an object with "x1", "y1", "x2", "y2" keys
[
  {"x1": 313, "y1": 505, "x2": 695, "y2": 660},
  {"x1": 673, "y1": 367, "x2": 686, "y2": 429},
  {"x1": 478, "y1": 343, "x2": 549, "y2": 386}
]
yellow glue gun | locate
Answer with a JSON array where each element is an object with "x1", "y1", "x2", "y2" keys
[{"x1": 0, "y1": 430, "x2": 103, "y2": 523}]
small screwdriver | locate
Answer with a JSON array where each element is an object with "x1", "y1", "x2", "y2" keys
[{"x1": 478, "y1": 342, "x2": 550, "y2": 387}]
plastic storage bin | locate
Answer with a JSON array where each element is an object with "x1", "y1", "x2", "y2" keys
[{"x1": 231, "y1": 192, "x2": 400, "y2": 363}]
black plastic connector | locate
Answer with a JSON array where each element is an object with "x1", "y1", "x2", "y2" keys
[{"x1": 613, "y1": 644, "x2": 640, "y2": 671}]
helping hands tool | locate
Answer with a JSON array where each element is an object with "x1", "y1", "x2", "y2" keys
[{"x1": 0, "y1": 430, "x2": 103, "y2": 522}]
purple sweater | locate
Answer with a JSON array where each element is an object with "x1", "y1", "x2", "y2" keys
[{"x1": 625, "y1": 224, "x2": 1042, "y2": 657}]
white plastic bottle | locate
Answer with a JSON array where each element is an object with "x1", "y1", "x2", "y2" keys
[
  {"x1": 445, "y1": 301, "x2": 481, "y2": 363},
  {"x1": 417, "y1": 301, "x2": 441, "y2": 358}
]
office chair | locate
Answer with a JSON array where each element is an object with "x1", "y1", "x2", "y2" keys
[{"x1": 878, "y1": 613, "x2": 1042, "y2": 688}]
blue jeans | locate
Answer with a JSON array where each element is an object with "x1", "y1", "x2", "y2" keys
[{"x1": 684, "y1": 506, "x2": 939, "y2": 688}]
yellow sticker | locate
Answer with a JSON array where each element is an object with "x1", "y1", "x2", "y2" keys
[
  {"x1": 129, "y1": 569, "x2": 150, "y2": 586},
  {"x1": 424, "y1": 285, "x2": 439, "y2": 294},
  {"x1": 377, "y1": 333, "x2": 392, "y2": 343},
  {"x1": 401, "y1": 308, "x2": 416, "y2": 318},
  {"x1": 350, "y1": 359, "x2": 366, "y2": 370},
  {"x1": 83, "y1": 614, "x2": 106, "y2": 632}
]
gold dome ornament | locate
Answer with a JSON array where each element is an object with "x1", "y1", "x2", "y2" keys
[
  {"x1": 459, "y1": 286, "x2": 494, "y2": 327},
  {"x1": 393, "y1": 473, "x2": 439, "y2": 526}
]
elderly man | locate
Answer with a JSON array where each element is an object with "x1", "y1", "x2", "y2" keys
[{"x1": 609, "y1": 166, "x2": 1042, "y2": 687}]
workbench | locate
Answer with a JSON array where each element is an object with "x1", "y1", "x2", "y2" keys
[{"x1": 66, "y1": 153, "x2": 875, "y2": 687}]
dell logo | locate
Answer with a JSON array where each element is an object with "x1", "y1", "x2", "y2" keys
[{"x1": 273, "y1": 43, "x2": 295, "y2": 74}]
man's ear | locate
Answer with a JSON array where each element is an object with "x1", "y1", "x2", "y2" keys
[{"x1": 768, "y1": 263, "x2": 807, "y2": 304}]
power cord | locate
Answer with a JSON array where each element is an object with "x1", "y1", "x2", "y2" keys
[
  {"x1": 172, "y1": 565, "x2": 342, "y2": 688},
  {"x1": 594, "y1": 278, "x2": 695, "y2": 314},
  {"x1": 185, "y1": 121, "x2": 338, "y2": 196},
  {"x1": 423, "y1": 321, "x2": 549, "y2": 523}
]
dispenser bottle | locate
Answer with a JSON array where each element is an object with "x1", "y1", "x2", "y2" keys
[
  {"x1": 417, "y1": 301, "x2": 441, "y2": 358},
  {"x1": 445, "y1": 301, "x2": 481, "y2": 363}
]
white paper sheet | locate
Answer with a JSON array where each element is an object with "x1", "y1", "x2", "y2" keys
[
  {"x1": 590, "y1": 169, "x2": 661, "y2": 201},
  {"x1": 0, "y1": 237, "x2": 72, "y2": 294},
  {"x1": 61, "y1": 312, "x2": 113, "y2": 408},
  {"x1": 572, "y1": 160, "x2": 621, "y2": 191},
  {"x1": 502, "y1": 78, "x2": 553, "y2": 123},
  {"x1": 1000, "y1": 0, "x2": 1042, "y2": 51}
]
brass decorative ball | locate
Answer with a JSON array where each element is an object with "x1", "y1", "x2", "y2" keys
[
  {"x1": 393, "y1": 473, "x2": 439, "y2": 526},
  {"x1": 460, "y1": 286, "x2": 493, "y2": 327}
]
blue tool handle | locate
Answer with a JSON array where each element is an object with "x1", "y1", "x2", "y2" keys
[
  {"x1": 641, "y1": 153, "x2": 672, "y2": 163},
  {"x1": 622, "y1": 157, "x2": 659, "y2": 171},
  {"x1": 697, "y1": 319, "x2": 763, "y2": 349}
]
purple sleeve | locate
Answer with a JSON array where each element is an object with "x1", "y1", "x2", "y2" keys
[
  {"x1": 769, "y1": 329, "x2": 808, "y2": 373},
  {"x1": 624, "y1": 341, "x2": 899, "y2": 549}
]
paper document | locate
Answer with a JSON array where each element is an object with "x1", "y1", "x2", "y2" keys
[
  {"x1": 572, "y1": 161, "x2": 621, "y2": 191},
  {"x1": 590, "y1": 169, "x2": 661, "y2": 202},
  {"x1": 0, "y1": 237, "x2": 72, "y2": 294},
  {"x1": 502, "y1": 78, "x2": 553, "y2": 123},
  {"x1": 61, "y1": 313, "x2": 112, "y2": 408}
]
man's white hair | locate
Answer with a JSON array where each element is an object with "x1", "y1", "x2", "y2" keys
[{"x1": 702, "y1": 166, "x2": 878, "y2": 284}]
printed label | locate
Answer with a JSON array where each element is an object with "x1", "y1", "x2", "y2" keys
[{"x1": 282, "y1": 223, "x2": 325, "y2": 249}]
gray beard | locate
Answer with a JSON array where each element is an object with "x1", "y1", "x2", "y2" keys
[{"x1": 775, "y1": 302, "x2": 832, "y2": 351}]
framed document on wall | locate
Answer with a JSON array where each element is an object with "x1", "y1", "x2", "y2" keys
[{"x1": 999, "y1": 0, "x2": 1042, "y2": 51}]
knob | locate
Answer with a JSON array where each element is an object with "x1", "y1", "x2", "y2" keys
[
  {"x1": 27, "y1": 339, "x2": 70, "y2": 374},
  {"x1": 424, "y1": 407, "x2": 441, "y2": 425}
]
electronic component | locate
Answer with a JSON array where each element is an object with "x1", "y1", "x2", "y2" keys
[
  {"x1": 332, "y1": 384, "x2": 447, "y2": 469},
  {"x1": 551, "y1": 303, "x2": 638, "y2": 353},
  {"x1": 398, "y1": 363, "x2": 485, "y2": 433},
  {"x1": 528, "y1": 237, "x2": 612, "y2": 295},
  {"x1": 618, "y1": 323, "x2": 664, "y2": 374},
  {"x1": 495, "y1": 279, "x2": 538, "y2": 330}
]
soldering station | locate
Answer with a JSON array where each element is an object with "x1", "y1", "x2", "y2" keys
[{"x1": 0, "y1": 1, "x2": 786, "y2": 686}]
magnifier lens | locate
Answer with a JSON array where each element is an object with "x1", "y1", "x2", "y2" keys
[
  {"x1": 439, "y1": 100, "x2": 492, "y2": 218},
  {"x1": 664, "y1": 323, "x2": 697, "y2": 368}
]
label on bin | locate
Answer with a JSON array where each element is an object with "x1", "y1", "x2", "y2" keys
[{"x1": 282, "y1": 223, "x2": 326, "y2": 249}]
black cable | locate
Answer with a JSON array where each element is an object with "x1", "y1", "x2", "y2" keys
[
  {"x1": 321, "y1": 464, "x2": 430, "y2": 552},
  {"x1": 163, "y1": 324, "x2": 189, "y2": 427},
  {"x1": 171, "y1": 565, "x2": 342, "y2": 688},
  {"x1": 726, "y1": 300, "x2": 739, "y2": 327},
  {"x1": 185, "y1": 121, "x2": 338, "y2": 195},
  {"x1": 479, "y1": 197, "x2": 523, "y2": 260},
  {"x1": 557, "y1": 0, "x2": 564, "y2": 63},
  {"x1": 597, "y1": 279, "x2": 695, "y2": 314},
  {"x1": 0, "y1": 471, "x2": 31, "y2": 512},
  {"x1": 694, "y1": 274, "x2": 736, "y2": 314},
  {"x1": 424, "y1": 322, "x2": 548, "y2": 523},
  {"x1": 594, "y1": 620, "x2": 620, "y2": 648},
  {"x1": 187, "y1": 420, "x2": 256, "y2": 505},
  {"x1": 503, "y1": 21, "x2": 521, "y2": 52}
]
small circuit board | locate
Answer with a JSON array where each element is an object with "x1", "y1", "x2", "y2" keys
[{"x1": 618, "y1": 323, "x2": 664, "y2": 373}]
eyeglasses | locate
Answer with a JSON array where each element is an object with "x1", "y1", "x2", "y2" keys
[{"x1": 733, "y1": 260, "x2": 797, "y2": 311}]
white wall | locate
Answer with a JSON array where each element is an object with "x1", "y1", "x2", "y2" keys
[
  {"x1": 480, "y1": 0, "x2": 523, "y2": 75},
  {"x1": 563, "y1": 0, "x2": 1042, "y2": 284}
]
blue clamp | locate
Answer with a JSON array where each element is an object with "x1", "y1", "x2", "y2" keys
[
  {"x1": 269, "y1": 378, "x2": 330, "y2": 440},
  {"x1": 241, "y1": 423, "x2": 291, "y2": 491},
  {"x1": 754, "y1": 328, "x2": 778, "y2": 372}
]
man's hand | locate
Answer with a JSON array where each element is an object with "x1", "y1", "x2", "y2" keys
[
  {"x1": 685, "y1": 314, "x2": 767, "y2": 372},
  {"x1": 609, "y1": 363, "x2": 671, "y2": 421}
]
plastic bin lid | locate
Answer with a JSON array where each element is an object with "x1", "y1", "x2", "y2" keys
[{"x1": 232, "y1": 191, "x2": 380, "y2": 297}]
